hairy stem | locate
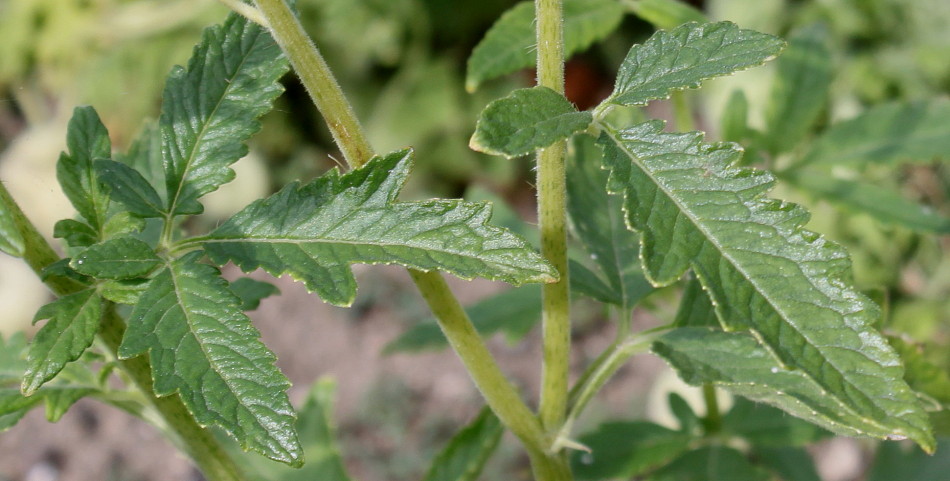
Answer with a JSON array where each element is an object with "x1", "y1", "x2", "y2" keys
[
  {"x1": 535, "y1": 0, "x2": 571, "y2": 436},
  {"x1": 1, "y1": 182, "x2": 243, "y2": 481},
  {"x1": 254, "y1": 0, "x2": 374, "y2": 167}
]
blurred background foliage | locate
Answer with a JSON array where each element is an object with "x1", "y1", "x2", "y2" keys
[{"x1": 1, "y1": 0, "x2": 950, "y2": 478}]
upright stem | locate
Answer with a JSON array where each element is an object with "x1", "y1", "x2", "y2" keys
[
  {"x1": 535, "y1": 0, "x2": 571, "y2": 435},
  {"x1": 0, "y1": 182, "x2": 242, "y2": 481},
  {"x1": 254, "y1": 0, "x2": 374, "y2": 168}
]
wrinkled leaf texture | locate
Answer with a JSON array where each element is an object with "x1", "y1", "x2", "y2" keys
[
  {"x1": 161, "y1": 13, "x2": 289, "y2": 216},
  {"x1": 57, "y1": 106, "x2": 112, "y2": 234},
  {"x1": 600, "y1": 120, "x2": 933, "y2": 450},
  {"x1": 202, "y1": 150, "x2": 556, "y2": 307},
  {"x1": 118, "y1": 252, "x2": 301, "y2": 465},
  {"x1": 22, "y1": 290, "x2": 101, "y2": 395}
]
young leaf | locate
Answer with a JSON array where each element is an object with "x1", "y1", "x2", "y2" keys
[
  {"x1": 603, "y1": 22, "x2": 784, "y2": 107},
  {"x1": 0, "y1": 200, "x2": 24, "y2": 257},
  {"x1": 161, "y1": 13, "x2": 289, "y2": 216},
  {"x1": 466, "y1": 0, "x2": 625, "y2": 91},
  {"x1": 423, "y1": 408, "x2": 503, "y2": 481},
  {"x1": 22, "y1": 290, "x2": 102, "y2": 395},
  {"x1": 102, "y1": 212, "x2": 146, "y2": 239},
  {"x1": 470, "y1": 87, "x2": 593, "y2": 158},
  {"x1": 385, "y1": 284, "x2": 542, "y2": 354},
  {"x1": 57, "y1": 106, "x2": 112, "y2": 232},
  {"x1": 118, "y1": 252, "x2": 301, "y2": 465},
  {"x1": 99, "y1": 278, "x2": 151, "y2": 305},
  {"x1": 786, "y1": 171, "x2": 950, "y2": 233},
  {"x1": 626, "y1": 0, "x2": 706, "y2": 29},
  {"x1": 71, "y1": 237, "x2": 162, "y2": 279},
  {"x1": 53, "y1": 219, "x2": 99, "y2": 248},
  {"x1": 763, "y1": 24, "x2": 832, "y2": 155},
  {"x1": 600, "y1": 120, "x2": 934, "y2": 451},
  {"x1": 202, "y1": 150, "x2": 556, "y2": 307},
  {"x1": 799, "y1": 99, "x2": 950, "y2": 167},
  {"x1": 571, "y1": 421, "x2": 690, "y2": 480},
  {"x1": 653, "y1": 327, "x2": 932, "y2": 448},
  {"x1": 229, "y1": 277, "x2": 280, "y2": 311},
  {"x1": 567, "y1": 135, "x2": 653, "y2": 310},
  {"x1": 94, "y1": 160, "x2": 165, "y2": 218},
  {"x1": 648, "y1": 446, "x2": 772, "y2": 481}
]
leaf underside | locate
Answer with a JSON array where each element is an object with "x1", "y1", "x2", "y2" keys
[
  {"x1": 600, "y1": 120, "x2": 933, "y2": 451},
  {"x1": 203, "y1": 150, "x2": 555, "y2": 307},
  {"x1": 606, "y1": 21, "x2": 784, "y2": 106},
  {"x1": 161, "y1": 12, "x2": 289, "y2": 216},
  {"x1": 118, "y1": 253, "x2": 301, "y2": 465}
]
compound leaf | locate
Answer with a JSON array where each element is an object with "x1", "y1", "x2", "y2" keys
[
  {"x1": 202, "y1": 150, "x2": 555, "y2": 307},
  {"x1": 470, "y1": 87, "x2": 592, "y2": 158},
  {"x1": 161, "y1": 13, "x2": 289, "y2": 216},
  {"x1": 466, "y1": 0, "x2": 625, "y2": 91},
  {"x1": 71, "y1": 237, "x2": 162, "y2": 280},
  {"x1": 600, "y1": 120, "x2": 933, "y2": 451},
  {"x1": 21, "y1": 290, "x2": 101, "y2": 395},
  {"x1": 95, "y1": 160, "x2": 164, "y2": 218},
  {"x1": 118, "y1": 252, "x2": 301, "y2": 465},
  {"x1": 423, "y1": 408, "x2": 503, "y2": 481},
  {"x1": 567, "y1": 134, "x2": 653, "y2": 310},
  {"x1": 800, "y1": 99, "x2": 950, "y2": 167},
  {"x1": 57, "y1": 106, "x2": 112, "y2": 233},
  {"x1": 653, "y1": 327, "x2": 929, "y2": 447},
  {"x1": 604, "y1": 21, "x2": 784, "y2": 107}
]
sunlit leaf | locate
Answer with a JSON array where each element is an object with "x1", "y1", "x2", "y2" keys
[
  {"x1": 202, "y1": 150, "x2": 556, "y2": 307},
  {"x1": 22, "y1": 290, "x2": 101, "y2": 395},
  {"x1": 71, "y1": 237, "x2": 162, "y2": 280},
  {"x1": 95, "y1": 160, "x2": 165, "y2": 218},
  {"x1": 57, "y1": 106, "x2": 112, "y2": 233}
]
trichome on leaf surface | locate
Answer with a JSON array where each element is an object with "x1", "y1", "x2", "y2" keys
[{"x1": 1, "y1": 0, "x2": 947, "y2": 480}]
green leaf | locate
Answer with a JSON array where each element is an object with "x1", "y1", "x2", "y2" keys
[
  {"x1": 653, "y1": 327, "x2": 930, "y2": 446},
  {"x1": 470, "y1": 87, "x2": 593, "y2": 158},
  {"x1": 673, "y1": 277, "x2": 717, "y2": 328},
  {"x1": 99, "y1": 278, "x2": 151, "y2": 305},
  {"x1": 626, "y1": 0, "x2": 707, "y2": 29},
  {"x1": 752, "y1": 447, "x2": 821, "y2": 481},
  {"x1": 720, "y1": 89, "x2": 750, "y2": 144},
  {"x1": 466, "y1": 0, "x2": 625, "y2": 91},
  {"x1": 763, "y1": 25, "x2": 832, "y2": 155},
  {"x1": 647, "y1": 446, "x2": 771, "y2": 481},
  {"x1": 668, "y1": 392, "x2": 701, "y2": 435},
  {"x1": 787, "y1": 171, "x2": 950, "y2": 233},
  {"x1": 102, "y1": 212, "x2": 147, "y2": 239},
  {"x1": 600, "y1": 121, "x2": 934, "y2": 451},
  {"x1": 888, "y1": 336, "x2": 950, "y2": 410},
  {"x1": 568, "y1": 259, "x2": 619, "y2": 304},
  {"x1": 723, "y1": 397, "x2": 830, "y2": 447},
  {"x1": 423, "y1": 408, "x2": 503, "y2": 481},
  {"x1": 572, "y1": 421, "x2": 691, "y2": 480},
  {"x1": 800, "y1": 99, "x2": 950, "y2": 167},
  {"x1": 40, "y1": 259, "x2": 92, "y2": 286},
  {"x1": 0, "y1": 199, "x2": 24, "y2": 257},
  {"x1": 866, "y1": 437, "x2": 950, "y2": 481},
  {"x1": 161, "y1": 13, "x2": 289, "y2": 216},
  {"x1": 604, "y1": 22, "x2": 784, "y2": 107},
  {"x1": 22, "y1": 290, "x2": 101, "y2": 395},
  {"x1": 567, "y1": 135, "x2": 653, "y2": 310},
  {"x1": 71, "y1": 237, "x2": 162, "y2": 280},
  {"x1": 229, "y1": 278, "x2": 280, "y2": 311},
  {"x1": 118, "y1": 252, "x2": 301, "y2": 465},
  {"x1": 53, "y1": 219, "x2": 98, "y2": 248},
  {"x1": 115, "y1": 121, "x2": 165, "y2": 201},
  {"x1": 95, "y1": 160, "x2": 165, "y2": 218},
  {"x1": 57, "y1": 106, "x2": 112, "y2": 232},
  {"x1": 384, "y1": 284, "x2": 542, "y2": 354},
  {"x1": 203, "y1": 150, "x2": 556, "y2": 307}
]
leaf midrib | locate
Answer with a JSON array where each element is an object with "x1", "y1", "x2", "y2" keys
[{"x1": 602, "y1": 126, "x2": 896, "y2": 431}]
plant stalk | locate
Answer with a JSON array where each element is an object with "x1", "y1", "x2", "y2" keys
[
  {"x1": 1, "y1": 182, "x2": 243, "y2": 481},
  {"x1": 535, "y1": 0, "x2": 571, "y2": 436},
  {"x1": 254, "y1": 0, "x2": 374, "y2": 168}
]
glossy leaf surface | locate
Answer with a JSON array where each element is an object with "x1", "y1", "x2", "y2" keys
[
  {"x1": 57, "y1": 106, "x2": 112, "y2": 233},
  {"x1": 203, "y1": 150, "x2": 555, "y2": 307},
  {"x1": 601, "y1": 120, "x2": 933, "y2": 450},
  {"x1": 71, "y1": 237, "x2": 162, "y2": 280},
  {"x1": 466, "y1": 0, "x2": 624, "y2": 91},
  {"x1": 161, "y1": 13, "x2": 289, "y2": 216},
  {"x1": 118, "y1": 253, "x2": 301, "y2": 465},
  {"x1": 22, "y1": 290, "x2": 101, "y2": 395},
  {"x1": 470, "y1": 87, "x2": 592, "y2": 158},
  {"x1": 95, "y1": 160, "x2": 165, "y2": 218},
  {"x1": 605, "y1": 21, "x2": 783, "y2": 107}
]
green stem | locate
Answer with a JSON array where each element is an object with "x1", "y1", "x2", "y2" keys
[
  {"x1": 535, "y1": 0, "x2": 571, "y2": 435},
  {"x1": 672, "y1": 90, "x2": 694, "y2": 132},
  {"x1": 1, "y1": 182, "x2": 243, "y2": 481},
  {"x1": 702, "y1": 383, "x2": 722, "y2": 435},
  {"x1": 254, "y1": 0, "x2": 374, "y2": 168}
]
